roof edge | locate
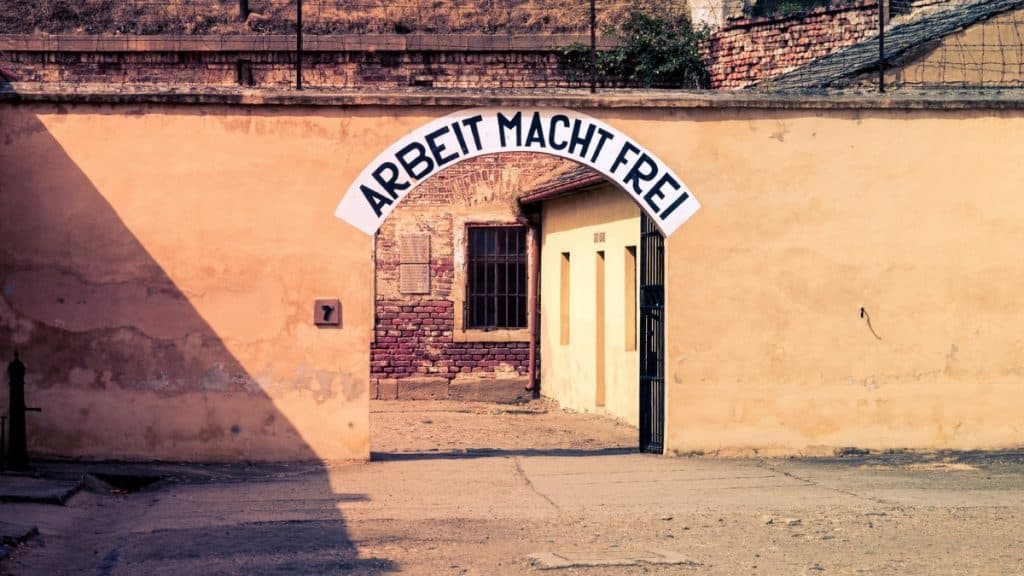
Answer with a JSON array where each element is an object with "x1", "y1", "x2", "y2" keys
[
  {"x1": 5, "y1": 84, "x2": 1024, "y2": 110},
  {"x1": 519, "y1": 172, "x2": 607, "y2": 205}
]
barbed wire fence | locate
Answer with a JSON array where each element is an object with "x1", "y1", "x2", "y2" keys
[
  {"x1": 885, "y1": 0, "x2": 1024, "y2": 90},
  {"x1": 753, "y1": 0, "x2": 1024, "y2": 92}
]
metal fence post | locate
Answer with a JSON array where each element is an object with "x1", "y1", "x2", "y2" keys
[
  {"x1": 1, "y1": 415, "x2": 6, "y2": 473},
  {"x1": 879, "y1": 0, "x2": 885, "y2": 93},
  {"x1": 590, "y1": 0, "x2": 597, "y2": 93},
  {"x1": 296, "y1": 0, "x2": 304, "y2": 90}
]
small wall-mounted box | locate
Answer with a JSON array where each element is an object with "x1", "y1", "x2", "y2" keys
[{"x1": 314, "y1": 299, "x2": 341, "y2": 327}]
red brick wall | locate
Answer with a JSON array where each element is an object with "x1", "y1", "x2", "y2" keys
[
  {"x1": 4, "y1": 10, "x2": 881, "y2": 91},
  {"x1": 704, "y1": 1, "x2": 880, "y2": 89},
  {"x1": 0, "y1": 35, "x2": 604, "y2": 89},
  {"x1": 371, "y1": 300, "x2": 531, "y2": 383},
  {"x1": 371, "y1": 153, "x2": 579, "y2": 400},
  {"x1": 1, "y1": 49, "x2": 573, "y2": 89}
]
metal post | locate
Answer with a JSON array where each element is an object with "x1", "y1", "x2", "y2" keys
[
  {"x1": 7, "y1": 352, "x2": 27, "y2": 471},
  {"x1": 1, "y1": 415, "x2": 6, "y2": 473},
  {"x1": 878, "y1": 0, "x2": 885, "y2": 93},
  {"x1": 296, "y1": 0, "x2": 304, "y2": 90},
  {"x1": 589, "y1": 0, "x2": 597, "y2": 93},
  {"x1": 239, "y1": 0, "x2": 249, "y2": 21}
]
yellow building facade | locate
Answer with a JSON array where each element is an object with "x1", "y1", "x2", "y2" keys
[{"x1": 531, "y1": 183, "x2": 641, "y2": 427}]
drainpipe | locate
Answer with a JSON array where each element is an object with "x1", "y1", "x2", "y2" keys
[{"x1": 525, "y1": 214, "x2": 541, "y2": 397}]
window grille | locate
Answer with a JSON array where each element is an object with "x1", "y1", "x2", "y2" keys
[{"x1": 465, "y1": 226, "x2": 528, "y2": 329}]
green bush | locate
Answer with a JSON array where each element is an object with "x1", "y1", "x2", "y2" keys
[
  {"x1": 563, "y1": 11, "x2": 711, "y2": 89},
  {"x1": 745, "y1": 0, "x2": 848, "y2": 18}
]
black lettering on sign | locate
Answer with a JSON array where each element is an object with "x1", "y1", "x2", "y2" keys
[
  {"x1": 396, "y1": 141, "x2": 434, "y2": 181},
  {"x1": 525, "y1": 112, "x2": 547, "y2": 148},
  {"x1": 426, "y1": 125, "x2": 458, "y2": 168},
  {"x1": 497, "y1": 112, "x2": 522, "y2": 148},
  {"x1": 450, "y1": 121, "x2": 469, "y2": 155},
  {"x1": 372, "y1": 162, "x2": 409, "y2": 200},
  {"x1": 610, "y1": 141, "x2": 640, "y2": 175},
  {"x1": 361, "y1": 184, "x2": 394, "y2": 217},
  {"x1": 590, "y1": 127, "x2": 614, "y2": 163},
  {"x1": 549, "y1": 114, "x2": 570, "y2": 151},
  {"x1": 461, "y1": 115, "x2": 485, "y2": 152},
  {"x1": 659, "y1": 190, "x2": 690, "y2": 220},
  {"x1": 643, "y1": 172, "x2": 679, "y2": 215},
  {"x1": 624, "y1": 153, "x2": 659, "y2": 198},
  {"x1": 345, "y1": 110, "x2": 697, "y2": 235},
  {"x1": 568, "y1": 119, "x2": 597, "y2": 160}
]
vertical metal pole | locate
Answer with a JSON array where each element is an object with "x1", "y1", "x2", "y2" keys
[
  {"x1": 239, "y1": 0, "x2": 249, "y2": 20},
  {"x1": 296, "y1": 0, "x2": 304, "y2": 90},
  {"x1": 589, "y1": 0, "x2": 597, "y2": 93},
  {"x1": 7, "y1": 352, "x2": 27, "y2": 471},
  {"x1": 1, "y1": 415, "x2": 6, "y2": 473},
  {"x1": 878, "y1": 0, "x2": 885, "y2": 93}
]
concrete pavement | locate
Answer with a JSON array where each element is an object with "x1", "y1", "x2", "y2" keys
[{"x1": 0, "y1": 402, "x2": 1022, "y2": 575}]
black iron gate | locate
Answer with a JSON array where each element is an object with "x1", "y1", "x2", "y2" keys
[{"x1": 639, "y1": 214, "x2": 665, "y2": 453}]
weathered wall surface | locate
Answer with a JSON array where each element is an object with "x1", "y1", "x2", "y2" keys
[
  {"x1": 656, "y1": 107, "x2": 1024, "y2": 456},
  {"x1": 0, "y1": 102, "x2": 376, "y2": 461},
  {"x1": 705, "y1": 1, "x2": 880, "y2": 89},
  {"x1": 539, "y1": 184, "x2": 641, "y2": 425},
  {"x1": 373, "y1": 152, "x2": 576, "y2": 400},
  {"x1": 3, "y1": 95, "x2": 1023, "y2": 459}
]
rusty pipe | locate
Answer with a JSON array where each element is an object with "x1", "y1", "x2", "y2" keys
[{"x1": 525, "y1": 215, "x2": 541, "y2": 396}]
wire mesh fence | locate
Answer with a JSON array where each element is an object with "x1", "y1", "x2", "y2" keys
[
  {"x1": 749, "y1": 0, "x2": 1024, "y2": 91},
  {"x1": 884, "y1": 0, "x2": 1024, "y2": 89}
]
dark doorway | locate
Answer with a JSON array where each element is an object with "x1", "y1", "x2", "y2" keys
[{"x1": 639, "y1": 214, "x2": 665, "y2": 453}]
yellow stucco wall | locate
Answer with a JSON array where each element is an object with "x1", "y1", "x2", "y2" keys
[
  {"x1": 658, "y1": 108, "x2": 1024, "y2": 455},
  {"x1": 0, "y1": 102, "x2": 389, "y2": 461},
  {"x1": 540, "y1": 184, "x2": 641, "y2": 425},
  {"x1": 3, "y1": 98, "x2": 1023, "y2": 459}
]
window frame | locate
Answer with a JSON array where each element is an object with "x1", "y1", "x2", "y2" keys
[{"x1": 463, "y1": 224, "x2": 529, "y2": 331}]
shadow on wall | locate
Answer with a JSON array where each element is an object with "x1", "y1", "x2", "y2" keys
[{"x1": 0, "y1": 106, "x2": 393, "y2": 572}]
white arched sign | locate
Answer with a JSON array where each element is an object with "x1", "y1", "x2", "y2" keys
[{"x1": 336, "y1": 108, "x2": 700, "y2": 236}]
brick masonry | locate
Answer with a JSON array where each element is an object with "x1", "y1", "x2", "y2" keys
[
  {"x1": 1, "y1": 49, "x2": 578, "y2": 89},
  {"x1": 1, "y1": 6, "x2": 884, "y2": 91},
  {"x1": 704, "y1": 1, "x2": 881, "y2": 89},
  {"x1": 371, "y1": 152, "x2": 582, "y2": 400},
  {"x1": 0, "y1": 35, "x2": 601, "y2": 89}
]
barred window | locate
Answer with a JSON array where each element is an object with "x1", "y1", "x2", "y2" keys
[{"x1": 465, "y1": 226, "x2": 528, "y2": 329}]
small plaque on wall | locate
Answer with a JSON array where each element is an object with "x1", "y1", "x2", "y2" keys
[
  {"x1": 400, "y1": 233, "x2": 431, "y2": 294},
  {"x1": 314, "y1": 299, "x2": 341, "y2": 327},
  {"x1": 400, "y1": 264, "x2": 431, "y2": 294},
  {"x1": 401, "y1": 234, "x2": 430, "y2": 264}
]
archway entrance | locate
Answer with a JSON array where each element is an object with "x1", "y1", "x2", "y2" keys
[{"x1": 338, "y1": 108, "x2": 699, "y2": 455}]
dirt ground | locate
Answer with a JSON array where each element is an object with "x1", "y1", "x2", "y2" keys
[
  {"x1": 2, "y1": 399, "x2": 1023, "y2": 575},
  {"x1": 369, "y1": 398, "x2": 637, "y2": 455}
]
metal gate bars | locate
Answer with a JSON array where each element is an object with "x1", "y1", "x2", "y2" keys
[{"x1": 639, "y1": 214, "x2": 665, "y2": 453}]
